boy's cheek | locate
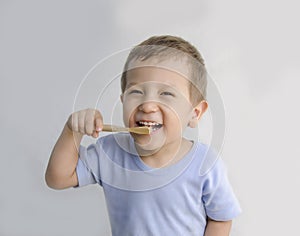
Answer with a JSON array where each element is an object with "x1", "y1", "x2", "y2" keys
[
  {"x1": 169, "y1": 102, "x2": 194, "y2": 118},
  {"x1": 122, "y1": 109, "x2": 131, "y2": 126},
  {"x1": 122, "y1": 96, "x2": 141, "y2": 108},
  {"x1": 123, "y1": 101, "x2": 138, "y2": 113},
  {"x1": 122, "y1": 103, "x2": 137, "y2": 125}
]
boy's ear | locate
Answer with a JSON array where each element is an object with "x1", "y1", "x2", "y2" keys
[{"x1": 188, "y1": 100, "x2": 208, "y2": 128}]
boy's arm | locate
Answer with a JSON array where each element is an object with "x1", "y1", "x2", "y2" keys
[
  {"x1": 204, "y1": 218, "x2": 232, "y2": 236},
  {"x1": 45, "y1": 109, "x2": 102, "y2": 189},
  {"x1": 45, "y1": 125, "x2": 83, "y2": 189}
]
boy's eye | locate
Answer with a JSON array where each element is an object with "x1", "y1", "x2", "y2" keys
[
  {"x1": 160, "y1": 91, "x2": 174, "y2": 96},
  {"x1": 129, "y1": 89, "x2": 143, "y2": 94}
]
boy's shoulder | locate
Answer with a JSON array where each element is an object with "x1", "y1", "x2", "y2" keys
[
  {"x1": 185, "y1": 141, "x2": 225, "y2": 177},
  {"x1": 194, "y1": 142, "x2": 224, "y2": 176}
]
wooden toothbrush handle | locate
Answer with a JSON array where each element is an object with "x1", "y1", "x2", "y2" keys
[{"x1": 102, "y1": 124, "x2": 127, "y2": 132}]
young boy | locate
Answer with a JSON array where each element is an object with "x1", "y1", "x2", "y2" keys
[{"x1": 45, "y1": 35, "x2": 241, "y2": 235}]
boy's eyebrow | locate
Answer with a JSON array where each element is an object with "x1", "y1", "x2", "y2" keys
[{"x1": 126, "y1": 82, "x2": 139, "y2": 88}]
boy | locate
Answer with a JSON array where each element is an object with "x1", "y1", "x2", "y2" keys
[{"x1": 45, "y1": 35, "x2": 241, "y2": 235}]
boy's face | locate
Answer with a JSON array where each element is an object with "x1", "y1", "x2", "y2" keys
[{"x1": 121, "y1": 62, "x2": 206, "y2": 156}]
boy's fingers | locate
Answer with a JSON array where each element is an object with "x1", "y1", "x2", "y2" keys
[
  {"x1": 78, "y1": 111, "x2": 85, "y2": 134},
  {"x1": 95, "y1": 118, "x2": 103, "y2": 132},
  {"x1": 85, "y1": 110, "x2": 95, "y2": 135},
  {"x1": 94, "y1": 110, "x2": 103, "y2": 132},
  {"x1": 71, "y1": 113, "x2": 79, "y2": 132}
]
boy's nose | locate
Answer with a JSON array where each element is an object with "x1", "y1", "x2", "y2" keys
[{"x1": 138, "y1": 101, "x2": 159, "y2": 113}]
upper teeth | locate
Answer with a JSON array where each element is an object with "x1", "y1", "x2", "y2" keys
[{"x1": 138, "y1": 121, "x2": 160, "y2": 126}]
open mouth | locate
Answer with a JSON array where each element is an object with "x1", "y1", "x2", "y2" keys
[{"x1": 136, "y1": 121, "x2": 163, "y2": 133}]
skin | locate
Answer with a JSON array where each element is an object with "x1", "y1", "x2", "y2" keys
[
  {"x1": 121, "y1": 66, "x2": 206, "y2": 166},
  {"x1": 205, "y1": 218, "x2": 232, "y2": 236},
  {"x1": 45, "y1": 64, "x2": 232, "y2": 235}
]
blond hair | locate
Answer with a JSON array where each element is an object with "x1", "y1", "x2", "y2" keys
[{"x1": 121, "y1": 35, "x2": 207, "y2": 104}]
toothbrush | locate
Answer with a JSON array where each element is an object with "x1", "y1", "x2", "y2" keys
[{"x1": 102, "y1": 124, "x2": 151, "y2": 134}]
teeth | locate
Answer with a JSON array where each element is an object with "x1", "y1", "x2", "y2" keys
[
  {"x1": 138, "y1": 121, "x2": 160, "y2": 126},
  {"x1": 137, "y1": 121, "x2": 163, "y2": 132}
]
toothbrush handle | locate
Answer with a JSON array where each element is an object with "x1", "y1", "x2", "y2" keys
[{"x1": 102, "y1": 124, "x2": 128, "y2": 132}]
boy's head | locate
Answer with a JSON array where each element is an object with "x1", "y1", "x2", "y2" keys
[
  {"x1": 120, "y1": 35, "x2": 208, "y2": 155},
  {"x1": 121, "y1": 35, "x2": 207, "y2": 105}
]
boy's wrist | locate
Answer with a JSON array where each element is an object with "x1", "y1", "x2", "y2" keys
[
  {"x1": 66, "y1": 115, "x2": 73, "y2": 132},
  {"x1": 61, "y1": 125, "x2": 84, "y2": 151},
  {"x1": 65, "y1": 121, "x2": 73, "y2": 133},
  {"x1": 64, "y1": 122, "x2": 84, "y2": 139}
]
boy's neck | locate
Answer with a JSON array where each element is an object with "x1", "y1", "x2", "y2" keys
[{"x1": 137, "y1": 138, "x2": 193, "y2": 169}]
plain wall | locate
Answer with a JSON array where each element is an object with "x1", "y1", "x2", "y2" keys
[{"x1": 1, "y1": 1, "x2": 300, "y2": 235}]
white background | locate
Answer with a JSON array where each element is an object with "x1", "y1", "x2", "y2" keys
[{"x1": 1, "y1": 0, "x2": 300, "y2": 235}]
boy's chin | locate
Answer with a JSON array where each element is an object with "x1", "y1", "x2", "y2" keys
[{"x1": 132, "y1": 135, "x2": 164, "y2": 156}]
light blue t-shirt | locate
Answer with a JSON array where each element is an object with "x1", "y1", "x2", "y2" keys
[{"x1": 76, "y1": 133, "x2": 241, "y2": 236}]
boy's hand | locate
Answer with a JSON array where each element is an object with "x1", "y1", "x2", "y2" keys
[{"x1": 66, "y1": 109, "x2": 103, "y2": 138}]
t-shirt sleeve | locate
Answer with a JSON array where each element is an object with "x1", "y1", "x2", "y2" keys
[
  {"x1": 202, "y1": 158, "x2": 241, "y2": 221},
  {"x1": 75, "y1": 142, "x2": 102, "y2": 187}
]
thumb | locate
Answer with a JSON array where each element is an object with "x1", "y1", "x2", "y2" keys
[{"x1": 94, "y1": 110, "x2": 103, "y2": 132}]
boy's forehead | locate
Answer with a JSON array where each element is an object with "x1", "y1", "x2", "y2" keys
[
  {"x1": 127, "y1": 57, "x2": 191, "y2": 82},
  {"x1": 126, "y1": 67, "x2": 190, "y2": 89}
]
